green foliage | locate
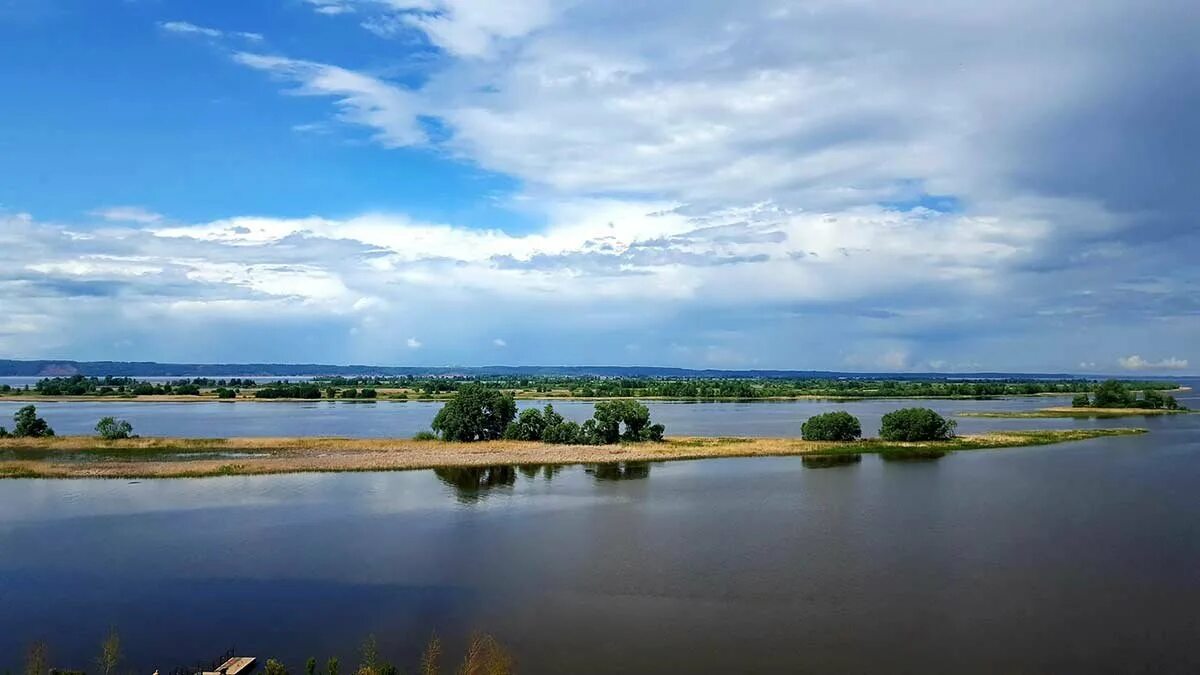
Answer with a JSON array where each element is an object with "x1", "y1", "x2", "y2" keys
[
  {"x1": 96, "y1": 627, "x2": 121, "y2": 675},
  {"x1": 542, "y1": 419, "x2": 584, "y2": 444},
  {"x1": 1093, "y1": 379, "x2": 1134, "y2": 408},
  {"x1": 95, "y1": 417, "x2": 134, "y2": 440},
  {"x1": 306, "y1": 657, "x2": 317, "y2": 675},
  {"x1": 215, "y1": 388, "x2": 237, "y2": 399},
  {"x1": 801, "y1": 411, "x2": 863, "y2": 441},
  {"x1": 589, "y1": 400, "x2": 663, "y2": 442},
  {"x1": 412, "y1": 430, "x2": 438, "y2": 441},
  {"x1": 255, "y1": 383, "x2": 322, "y2": 399},
  {"x1": 878, "y1": 407, "x2": 956, "y2": 441},
  {"x1": 504, "y1": 407, "x2": 549, "y2": 440},
  {"x1": 264, "y1": 659, "x2": 289, "y2": 675},
  {"x1": 1072, "y1": 393, "x2": 1091, "y2": 407},
  {"x1": 359, "y1": 388, "x2": 377, "y2": 399},
  {"x1": 1140, "y1": 389, "x2": 1165, "y2": 409},
  {"x1": 430, "y1": 384, "x2": 517, "y2": 441},
  {"x1": 12, "y1": 405, "x2": 54, "y2": 438},
  {"x1": 0, "y1": 426, "x2": 7, "y2": 437},
  {"x1": 326, "y1": 657, "x2": 339, "y2": 675}
]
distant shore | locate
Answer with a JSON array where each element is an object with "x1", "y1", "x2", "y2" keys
[{"x1": 0, "y1": 429, "x2": 1144, "y2": 479}]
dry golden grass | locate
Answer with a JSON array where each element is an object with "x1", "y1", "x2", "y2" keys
[{"x1": 0, "y1": 428, "x2": 1144, "y2": 479}]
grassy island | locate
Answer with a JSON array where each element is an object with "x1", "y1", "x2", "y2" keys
[{"x1": 0, "y1": 428, "x2": 1144, "y2": 479}]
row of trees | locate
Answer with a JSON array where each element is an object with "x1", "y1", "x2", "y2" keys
[
  {"x1": 1072, "y1": 380, "x2": 1184, "y2": 410},
  {"x1": 801, "y1": 408, "x2": 958, "y2": 442},
  {"x1": 31, "y1": 376, "x2": 257, "y2": 396},
  {"x1": 427, "y1": 385, "x2": 665, "y2": 444}
]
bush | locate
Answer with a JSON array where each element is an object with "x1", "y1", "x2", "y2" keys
[
  {"x1": 359, "y1": 388, "x2": 377, "y2": 399},
  {"x1": 504, "y1": 407, "x2": 549, "y2": 440},
  {"x1": 1071, "y1": 393, "x2": 1091, "y2": 408},
  {"x1": 95, "y1": 417, "x2": 134, "y2": 440},
  {"x1": 430, "y1": 384, "x2": 517, "y2": 441},
  {"x1": 412, "y1": 430, "x2": 438, "y2": 441},
  {"x1": 215, "y1": 388, "x2": 237, "y2": 399},
  {"x1": 589, "y1": 400, "x2": 664, "y2": 443},
  {"x1": 801, "y1": 411, "x2": 862, "y2": 441},
  {"x1": 12, "y1": 405, "x2": 54, "y2": 438},
  {"x1": 878, "y1": 407, "x2": 956, "y2": 441},
  {"x1": 1140, "y1": 389, "x2": 1165, "y2": 409}
]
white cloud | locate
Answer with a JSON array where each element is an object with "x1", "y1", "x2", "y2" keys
[
  {"x1": 492, "y1": 338, "x2": 506, "y2": 347},
  {"x1": 89, "y1": 206, "x2": 163, "y2": 224},
  {"x1": 1118, "y1": 355, "x2": 1190, "y2": 371},
  {"x1": 406, "y1": 337, "x2": 423, "y2": 349},
  {"x1": 159, "y1": 21, "x2": 263, "y2": 42},
  {"x1": 233, "y1": 53, "x2": 425, "y2": 147}
]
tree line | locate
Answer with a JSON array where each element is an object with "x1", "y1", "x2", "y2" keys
[
  {"x1": 800, "y1": 408, "x2": 958, "y2": 442},
  {"x1": 426, "y1": 384, "x2": 665, "y2": 444},
  {"x1": 1072, "y1": 380, "x2": 1185, "y2": 410}
]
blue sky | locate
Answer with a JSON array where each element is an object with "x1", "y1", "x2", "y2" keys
[{"x1": 0, "y1": 0, "x2": 1196, "y2": 373}]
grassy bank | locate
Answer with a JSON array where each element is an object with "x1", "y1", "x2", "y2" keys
[
  {"x1": 960, "y1": 406, "x2": 1193, "y2": 419},
  {"x1": 0, "y1": 429, "x2": 1145, "y2": 479}
]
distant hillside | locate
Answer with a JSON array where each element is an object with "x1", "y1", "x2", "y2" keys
[{"x1": 0, "y1": 359, "x2": 1092, "y2": 380}]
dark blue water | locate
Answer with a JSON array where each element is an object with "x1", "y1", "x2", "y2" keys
[{"x1": 1, "y1": 384, "x2": 1198, "y2": 672}]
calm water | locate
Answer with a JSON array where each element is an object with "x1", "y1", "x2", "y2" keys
[{"x1": 2, "y1": 386, "x2": 1198, "y2": 672}]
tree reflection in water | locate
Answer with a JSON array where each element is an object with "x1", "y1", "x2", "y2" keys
[
  {"x1": 586, "y1": 461, "x2": 651, "y2": 481},
  {"x1": 433, "y1": 465, "x2": 517, "y2": 502}
]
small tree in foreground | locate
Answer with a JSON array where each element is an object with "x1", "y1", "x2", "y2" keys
[
  {"x1": 801, "y1": 411, "x2": 862, "y2": 441},
  {"x1": 13, "y1": 405, "x2": 53, "y2": 438},
  {"x1": 95, "y1": 417, "x2": 134, "y2": 440},
  {"x1": 879, "y1": 408, "x2": 957, "y2": 441}
]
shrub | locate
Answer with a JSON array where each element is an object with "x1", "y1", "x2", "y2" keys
[
  {"x1": 359, "y1": 388, "x2": 377, "y2": 399},
  {"x1": 412, "y1": 430, "x2": 438, "y2": 441},
  {"x1": 95, "y1": 417, "x2": 134, "y2": 440},
  {"x1": 430, "y1": 384, "x2": 517, "y2": 441},
  {"x1": 215, "y1": 388, "x2": 236, "y2": 399},
  {"x1": 801, "y1": 411, "x2": 862, "y2": 441},
  {"x1": 1071, "y1": 393, "x2": 1091, "y2": 408},
  {"x1": 12, "y1": 405, "x2": 54, "y2": 438},
  {"x1": 878, "y1": 407, "x2": 956, "y2": 441},
  {"x1": 1140, "y1": 389, "x2": 1165, "y2": 409}
]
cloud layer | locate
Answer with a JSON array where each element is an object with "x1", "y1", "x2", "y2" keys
[{"x1": 3, "y1": 0, "x2": 1197, "y2": 371}]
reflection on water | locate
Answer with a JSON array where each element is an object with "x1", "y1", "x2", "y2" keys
[
  {"x1": 585, "y1": 461, "x2": 652, "y2": 481},
  {"x1": 801, "y1": 453, "x2": 862, "y2": 468},
  {"x1": 435, "y1": 462, "x2": 649, "y2": 501},
  {"x1": 433, "y1": 466, "x2": 518, "y2": 502}
]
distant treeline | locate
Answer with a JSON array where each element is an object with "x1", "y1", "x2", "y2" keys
[
  {"x1": 29, "y1": 375, "x2": 257, "y2": 396},
  {"x1": 313, "y1": 375, "x2": 1181, "y2": 399}
]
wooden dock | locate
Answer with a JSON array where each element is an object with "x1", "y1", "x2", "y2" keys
[{"x1": 214, "y1": 657, "x2": 256, "y2": 675}]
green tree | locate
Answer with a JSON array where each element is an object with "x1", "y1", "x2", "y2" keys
[
  {"x1": 542, "y1": 419, "x2": 584, "y2": 444},
  {"x1": 264, "y1": 659, "x2": 289, "y2": 675},
  {"x1": 801, "y1": 411, "x2": 862, "y2": 441},
  {"x1": 96, "y1": 627, "x2": 121, "y2": 675},
  {"x1": 431, "y1": 384, "x2": 517, "y2": 441},
  {"x1": 306, "y1": 657, "x2": 317, "y2": 675},
  {"x1": 1093, "y1": 380, "x2": 1133, "y2": 408},
  {"x1": 1071, "y1": 393, "x2": 1091, "y2": 408},
  {"x1": 879, "y1": 408, "x2": 957, "y2": 441},
  {"x1": 95, "y1": 417, "x2": 134, "y2": 440},
  {"x1": 12, "y1": 406, "x2": 53, "y2": 438},
  {"x1": 503, "y1": 407, "x2": 548, "y2": 440},
  {"x1": 326, "y1": 657, "x2": 340, "y2": 675},
  {"x1": 1140, "y1": 389, "x2": 1165, "y2": 409}
]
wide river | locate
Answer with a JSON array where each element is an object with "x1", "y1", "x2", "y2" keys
[{"x1": 1, "y1": 383, "x2": 1198, "y2": 672}]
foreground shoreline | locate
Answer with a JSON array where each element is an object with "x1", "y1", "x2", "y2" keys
[{"x1": 0, "y1": 429, "x2": 1144, "y2": 478}]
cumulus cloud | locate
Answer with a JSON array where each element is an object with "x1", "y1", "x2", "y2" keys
[
  {"x1": 406, "y1": 337, "x2": 423, "y2": 349},
  {"x1": 1118, "y1": 355, "x2": 1190, "y2": 371},
  {"x1": 492, "y1": 338, "x2": 506, "y2": 347}
]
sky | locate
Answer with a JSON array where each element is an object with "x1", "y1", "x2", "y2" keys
[{"x1": 0, "y1": 0, "x2": 1196, "y2": 373}]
